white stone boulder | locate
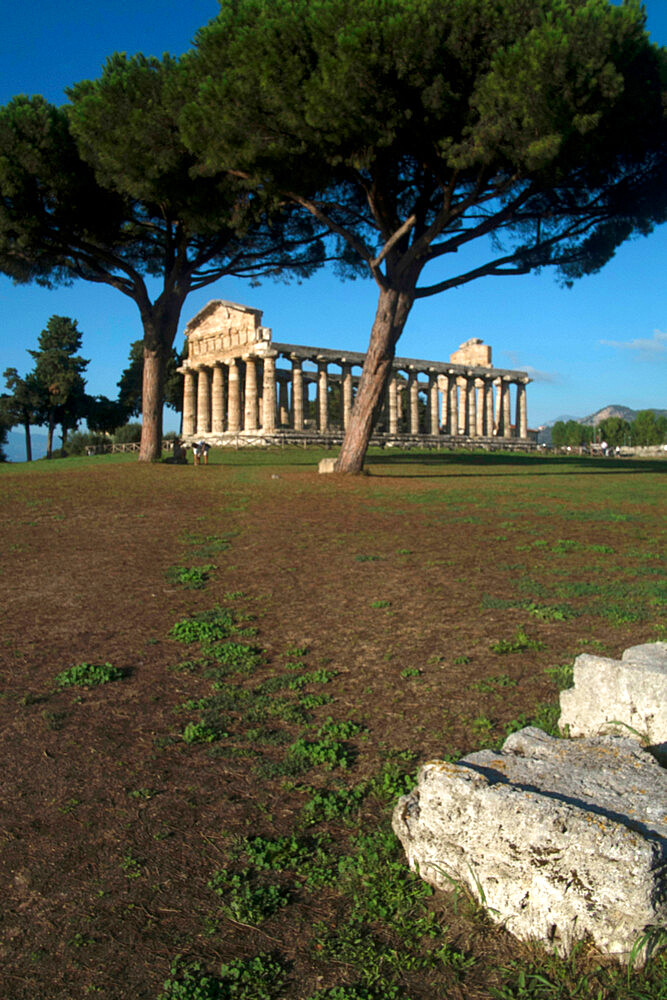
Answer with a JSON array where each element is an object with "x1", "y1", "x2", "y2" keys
[
  {"x1": 392, "y1": 727, "x2": 667, "y2": 963},
  {"x1": 559, "y1": 642, "x2": 667, "y2": 761},
  {"x1": 318, "y1": 457, "x2": 337, "y2": 474}
]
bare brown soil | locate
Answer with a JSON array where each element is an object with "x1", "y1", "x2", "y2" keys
[{"x1": 0, "y1": 450, "x2": 664, "y2": 999}]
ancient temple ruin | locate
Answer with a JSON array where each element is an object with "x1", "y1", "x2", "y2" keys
[{"x1": 180, "y1": 300, "x2": 533, "y2": 446}]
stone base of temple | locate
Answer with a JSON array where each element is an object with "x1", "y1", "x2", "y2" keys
[{"x1": 183, "y1": 430, "x2": 538, "y2": 452}]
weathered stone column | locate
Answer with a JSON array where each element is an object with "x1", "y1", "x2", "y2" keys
[
  {"x1": 262, "y1": 355, "x2": 277, "y2": 432},
  {"x1": 484, "y1": 378, "x2": 494, "y2": 436},
  {"x1": 503, "y1": 379, "x2": 513, "y2": 438},
  {"x1": 397, "y1": 381, "x2": 404, "y2": 427},
  {"x1": 494, "y1": 378, "x2": 503, "y2": 435},
  {"x1": 183, "y1": 369, "x2": 196, "y2": 437},
  {"x1": 475, "y1": 379, "x2": 485, "y2": 437},
  {"x1": 291, "y1": 360, "x2": 304, "y2": 430},
  {"x1": 227, "y1": 359, "x2": 241, "y2": 433},
  {"x1": 409, "y1": 372, "x2": 419, "y2": 434},
  {"x1": 318, "y1": 362, "x2": 329, "y2": 432},
  {"x1": 342, "y1": 363, "x2": 353, "y2": 429},
  {"x1": 458, "y1": 377, "x2": 469, "y2": 435},
  {"x1": 388, "y1": 377, "x2": 398, "y2": 434},
  {"x1": 244, "y1": 357, "x2": 259, "y2": 431},
  {"x1": 448, "y1": 374, "x2": 458, "y2": 435},
  {"x1": 516, "y1": 381, "x2": 528, "y2": 438},
  {"x1": 211, "y1": 365, "x2": 225, "y2": 433},
  {"x1": 467, "y1": 376, "x2": 477, "y2": 437},
  {"x1": 197, "y1": 367, "x2": 211, "y2": 434},
  {"x1": 429, "y1": 375, "x2": 439, "y2": 435}
]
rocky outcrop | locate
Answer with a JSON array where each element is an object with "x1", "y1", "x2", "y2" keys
[
  {"x1": 393, "y1": 727, "x2": 666, "y2": 963},
  {"x1": 559, "y1": 642, "x2": 667, "y2": 762}
]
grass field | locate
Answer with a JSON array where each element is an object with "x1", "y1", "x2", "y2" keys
[{"x1": 0, "y1": 447, "x2": 665, "y2": 1000}]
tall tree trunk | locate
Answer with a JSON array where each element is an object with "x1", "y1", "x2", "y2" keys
[
  {"x1": 335, "y1": 284, "x2": 415, "y2": 474},
  {"x1": 23, "y1": 419, "x2": 32, "y2": 462},
  {"x1": 138, "y1": 295, "x2": 185, "y2": 462},
  {"x1": 139, "y1": 342, "x2": 168, "y2": 462}
]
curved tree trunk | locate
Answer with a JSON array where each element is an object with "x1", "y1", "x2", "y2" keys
[{"x1": 335, "y1": 284, "x2": 415, "y2": 474}]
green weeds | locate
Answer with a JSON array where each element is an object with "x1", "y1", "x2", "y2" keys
[
  {"x1": 167, "y1": 564, "x2": 215, "y2": 589},
  {"x1": 159, "y1": 954, "x2": 288, "y2": 1000},
  {"x1": 55, "y1": 662, "x2": 123, "y2": 688},
  {"x1": 490, "y1": 627, "x2": 545, "y2": 655}
]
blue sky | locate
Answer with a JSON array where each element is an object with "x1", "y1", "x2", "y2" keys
[{"x1": 1, "y1": 0, "x2": 665, "y2": 432}]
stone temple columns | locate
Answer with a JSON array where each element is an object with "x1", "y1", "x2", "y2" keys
[
  {"x1": 179, "y1": 324, "x2": 532, "y2": 443},
  {"x1": 227, "y1": 359, "x2": 241, "y2": 433},
  {"x1": 197, "y1": 367, "x2": 211, "y2": 434},
  {"x1": 212, "y1": 365, "x2": 225, "y2": 434},
  {"x1": 183, "y1": 370, "x2": 196, "y2": 437}
]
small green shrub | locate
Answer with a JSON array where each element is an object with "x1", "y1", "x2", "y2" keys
[
  {"x1": 370, "y1": 599, "x2": 391, "y2": 609},
  {"x1": 55, "y1": 662, "x2": 122, "y2": 688},
  {"x1": 207, "y1": 642, "x2": 264, "y2": 674},
  {"x1": 182, "y1": 721, "x2": 227, "y2": 745},
  {"x1": 167, "y1": 565, "x2": 215, "y2": 590},
  {"x1": 490, "y1": 627, "x2": 545, "y2": 655},
  {"x1": 207, "y1": 869, "x2": 290, "y2": 924},
  {"x1": 169, "y1": 607, "x2": 236, "y2": 645}
]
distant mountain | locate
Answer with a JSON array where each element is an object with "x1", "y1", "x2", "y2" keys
[
  {"x1": 543, "y1": 406, "x2": 667, "y2": 428},
  {"x1": 3, "y1": 429, "x2": 48, "y2": 463},
  {"x1": 580, "y1": 405, "x2": 639, "y2": 426}
]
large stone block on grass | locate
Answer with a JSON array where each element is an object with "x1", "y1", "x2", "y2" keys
[
  {"x1": 392, "y1": 727, "x2": 667, "y2": 963},
  {"x1": 559, "y1": 642, "x2": 667, "y2": 760}
]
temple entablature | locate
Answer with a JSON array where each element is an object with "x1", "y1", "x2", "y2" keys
[{"x1": 179, "y1": 300, "x2": 533, "y2": 447}]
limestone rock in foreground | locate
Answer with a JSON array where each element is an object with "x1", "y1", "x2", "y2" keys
[
  {"x1": 559, "y1": 642, "x2": 667, "y2": 760},
  {"x1": 392, "y1": 727, "x2": 667, "y2": 963}
]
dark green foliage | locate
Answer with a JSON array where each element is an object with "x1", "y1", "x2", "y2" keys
[
  {"x1": 184, "y1": 0, "x2": 667, "y2": 470},
  {"x1": 1, "y1": 366, "x2": 42, "y2": 461},
  {"x1": 0, "y1": 54, "x2": 326, "y2": 459},
  {"x1": 25, "y1": 315, "x2": 89, "y2": 458},
  {"x1": 551, "y1": 420, "x2": 594, "y2": 448}
]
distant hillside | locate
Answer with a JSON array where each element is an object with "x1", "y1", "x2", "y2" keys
[{"x1": 544, "y1": 406, "x2": 667, "y2": 428}]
